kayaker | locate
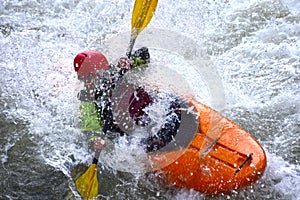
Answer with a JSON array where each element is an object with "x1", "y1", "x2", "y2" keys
[{"x1": 73, "y1": 47, "x2": 181, "y2": 152}]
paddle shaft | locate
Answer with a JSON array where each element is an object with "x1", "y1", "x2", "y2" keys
[
  {"x1": 126, "y1": 32, "x2": 138, "y2": 58},
  {"x1": 92, "y1": 150, "x2": 101, "y2": 165}
]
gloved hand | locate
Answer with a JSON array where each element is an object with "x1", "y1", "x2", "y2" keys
[
  {"x1": 118, "y1": 57, "x2": 131, "y2": 70},
  {"x1": 131, "y1": 47, "x2": 150, "y2": 68},
  {"x1": 92, "y1": 137, "x2": 107, "y2": 151}
]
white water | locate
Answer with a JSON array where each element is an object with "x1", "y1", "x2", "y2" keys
[{"x1": 0, "y1": 0, "x2": 299, "y2": 199}]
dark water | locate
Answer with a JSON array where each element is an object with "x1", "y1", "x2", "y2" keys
[
  {"x1": 1, "y1": 0, "x2": 299, "y2": 199},
  {"x1": 0, "y1": 101, "x2": 69, "y2": 199}
]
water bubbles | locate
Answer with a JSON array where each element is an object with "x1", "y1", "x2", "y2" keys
[
  {"x1": 100, "y1": 135, "x2": 149, "y2": 174},
  {"x1": 0, "y1": 0, "x2": 299, "y2": 199},
  {"x1": 250, "y1": 163, "x2": 256, "y2": 168}
]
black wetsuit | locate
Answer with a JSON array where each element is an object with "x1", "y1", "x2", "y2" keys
[{"x1": 94, "y1": 47, "x2": 181, "y2": 152}]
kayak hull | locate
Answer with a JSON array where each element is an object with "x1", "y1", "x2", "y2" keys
[{"x1": 149, "y1": 99, "x2": 267, "y2": 194}]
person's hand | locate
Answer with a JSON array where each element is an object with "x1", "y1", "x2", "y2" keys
[
  {"x1": 93, "y1": 137, "x2": 107, "y2": 151},
  {"x1": 117, "y1": 57, "x2": 131, "y2": 70}
]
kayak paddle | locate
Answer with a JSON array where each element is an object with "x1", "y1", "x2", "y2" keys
[
  {"x1": 75, "y1": 151, "x2": 100, "y2": 199},
  {"x1": 126, "y1": 0, "x2": 158, "y2": 57},
  {"x1": 75, "y1": 0, "x2": 158, "y2": 199}
]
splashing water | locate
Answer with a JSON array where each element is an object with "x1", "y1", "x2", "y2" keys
[{"x1": 0, "y1": 0, "x2": 299, "y2": 199}]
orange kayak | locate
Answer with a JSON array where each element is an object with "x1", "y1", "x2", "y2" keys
[{"x1": 149, "y1": 98, "x2": 267, "y2": 194}]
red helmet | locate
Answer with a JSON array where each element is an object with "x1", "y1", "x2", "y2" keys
[{"x1": 74, "y1": 50, "x2": 109, "y2": 78}]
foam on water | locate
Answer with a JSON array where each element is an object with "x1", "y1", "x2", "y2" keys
[{"x1": 0, "y1": 0, "x2": 299, "y2": 199}]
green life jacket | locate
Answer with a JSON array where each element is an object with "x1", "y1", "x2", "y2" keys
[{"x1": 79, "y1": 101, "x2": 102, "y2": 132}]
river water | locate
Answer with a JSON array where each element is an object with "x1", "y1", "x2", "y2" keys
[{"x1": 0, "y1": 0, "x2": 299, "y2": 199}]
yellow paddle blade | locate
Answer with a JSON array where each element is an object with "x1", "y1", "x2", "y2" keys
[
  {"x1": 131, "y1": 0, "x2": 158, "y2": 36},
  {"x1": 75, "y1": 164, "x2": 98, "y2": 200},
  {"x1": 127, "y1": 0, "x2": 158, "y2": 57}
]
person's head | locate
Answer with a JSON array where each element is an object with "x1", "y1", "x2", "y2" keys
[
  {"x1": 74, "y1": 51, "x2": 109, "y2": 100},
  {"x1": 74, "y1": 50, "x2": 109, "y2": 80}
]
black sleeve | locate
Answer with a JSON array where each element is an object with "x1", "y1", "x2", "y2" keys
[
  {"x1": 142, "y1": 98, "x2": 181, "y2": 152},
  {"x1": 94, "y1": 68, "x2": 125, "y2": 135}
]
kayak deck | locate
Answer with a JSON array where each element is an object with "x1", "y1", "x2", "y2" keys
[{"x1": 149, "y1": 99, "x2": 267, "y2": 194}]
